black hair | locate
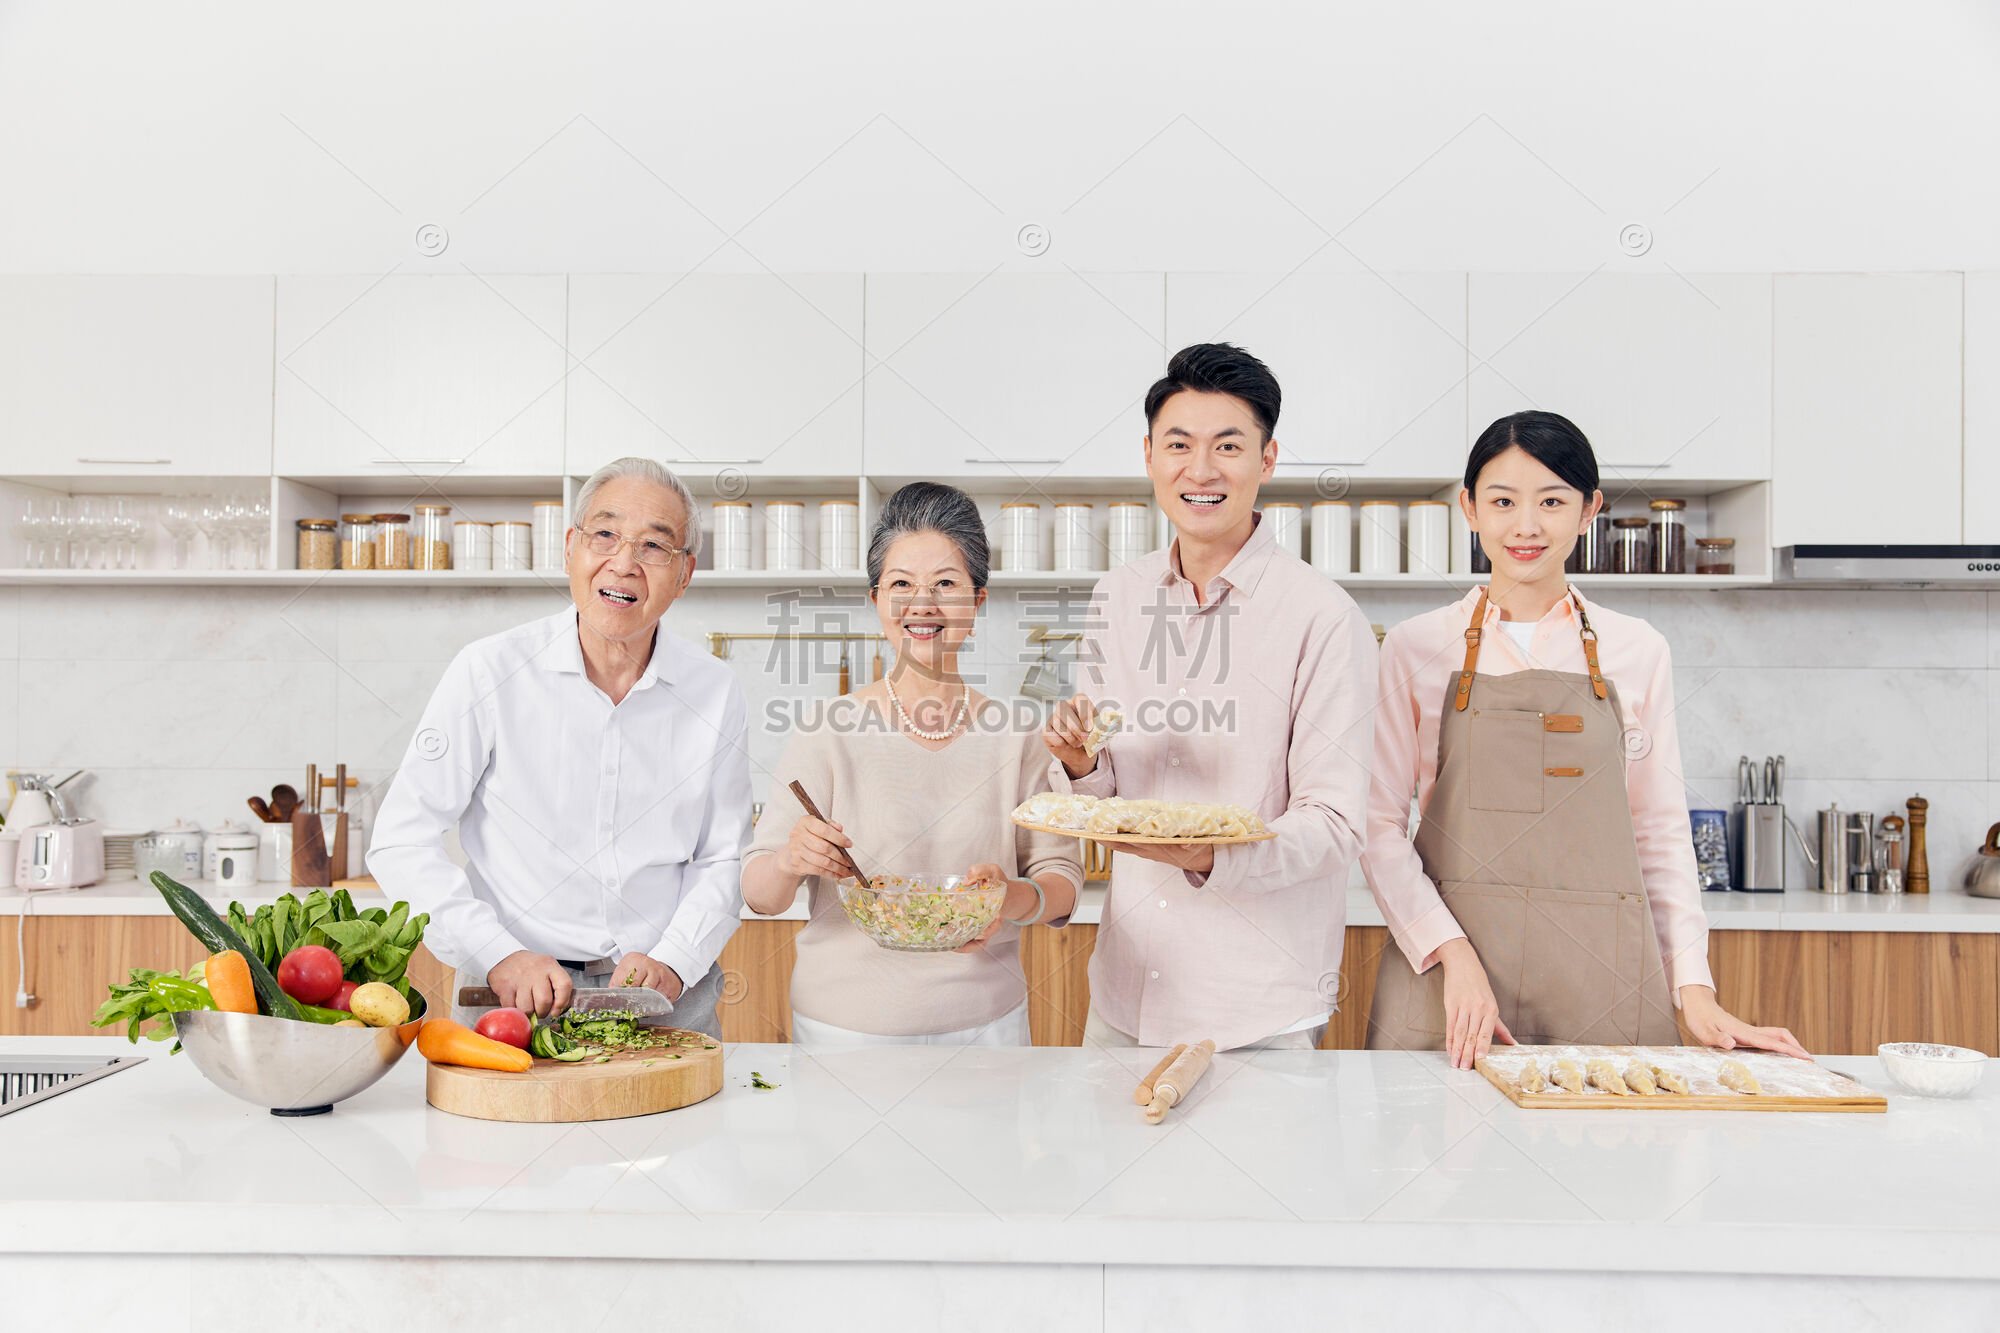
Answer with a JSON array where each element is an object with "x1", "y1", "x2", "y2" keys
[
  {"x1": 867, "y1": 482, "x2": 990, "y2": 590},
  {"x1": 1463, "y1": 410, "x2": 1599, "y2": 496},
  {"x1": 1143, "y1": 343, "x2": 1281, "y2": 441}
]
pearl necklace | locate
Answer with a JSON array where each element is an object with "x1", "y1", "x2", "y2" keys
[{"x1": 883, "y1": 674, "x2": 969, "y2": 742}]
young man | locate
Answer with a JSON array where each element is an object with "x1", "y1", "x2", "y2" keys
[{"x1": 1044, "y1": 343, "x2": 1376, "y2": 1051}]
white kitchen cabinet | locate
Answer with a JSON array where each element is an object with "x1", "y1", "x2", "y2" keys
[
  {"x1": 565, "y1": 274, "x2": 862, "y2": 478},
  {"x1": 1468, "y1": 273, "x2": 1773, "y2": 486},
  {"x1": 0, "y1": 277, "x2": 274, "y2": 477},
  {"x1": 1964, "y1": 274, "x2": 2000, "y2": 545},
  {"x1": 1772, "y1": 274, "x2": 1963, "y2": 547},
  {"x1": 274, "y1": 276, "x2": 565, "y2": 480},
  {"x1": 864, "y1": 273, "x2": 1165, "y2": 481},
  {"x1": 1166, "y1": 272, "x2": 1467, "y2": 481}
]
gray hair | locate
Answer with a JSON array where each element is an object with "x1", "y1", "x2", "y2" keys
[
  {"x1": 866, "y1": 482, "x2": 990, "y2": 589},
  {"x1": 571, "y1": 457, "x2": 703, "y2": 561}
]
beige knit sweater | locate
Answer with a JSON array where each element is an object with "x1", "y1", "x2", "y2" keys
[{"x1": 746, "y1": 696, "x2": 1083, "y2": 1036}]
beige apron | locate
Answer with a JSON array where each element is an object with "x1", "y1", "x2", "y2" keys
[{"x1": 1367, "y1": 588, "x2": 1680, "y2": 1049}]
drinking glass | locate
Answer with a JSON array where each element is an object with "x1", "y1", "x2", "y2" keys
[{"x1": 160, "y1": 497, "x2": 198, "y2": 569}]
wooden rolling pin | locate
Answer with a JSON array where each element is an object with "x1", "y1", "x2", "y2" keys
[
  {"x1": 1133, "y1": 1044, "x2": 1188, "y2": 1106},
  {"x1": 1144, "y1": 1039, "x2": 1216, "y2": 1124}
]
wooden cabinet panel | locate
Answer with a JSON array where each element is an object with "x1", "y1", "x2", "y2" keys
[
  {"x1": 1022, "y1": 923, "x2": 1095, "y2": 1047},
  {"x1": 1706, "y1": 930, "x2": 1833, "y2": 1054},
  {"x1": 1325, "y1": 926, "x2": 1389, "y2": 1050},
  {"x1": 717, "y1": 918, "x2": 800, "y2": 1045},
  {"x1": 1827, "y1": 932, "x2": 2000, "y2": 1056}
]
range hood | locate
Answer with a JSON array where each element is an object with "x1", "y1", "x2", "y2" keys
[{"x1": 1779, "y1": 545, "x2": 2000, "y2": 582}]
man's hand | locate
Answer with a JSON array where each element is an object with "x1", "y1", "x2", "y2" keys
[
  {"x1": 612, "y1": 952, "x2": 685, "y2": 1002},
  {"x1": 1100, "y1": 840, "x2": 1215, "y2": 877},
  {"x1": 1044, "y1": 692, "x2": 1099, "y2": 781},
  {"x1": 486, "y1": 950, "x2": 574, "y2": 1017}
]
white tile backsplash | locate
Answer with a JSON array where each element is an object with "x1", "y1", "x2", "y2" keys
[{"x1": 5, "y1": 584, "x2": 1997, "y2": 880}]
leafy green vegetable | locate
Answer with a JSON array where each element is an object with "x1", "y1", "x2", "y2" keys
[
  {"x1": 91, "y1": 964, "x2": 213, "y2": 1050},
  {"x1": 552, "y1": 1008, "x2": 676, "y2": 1052},
  {"x1": 750, "y1": 1071, "x2": 778, "y2": 1090},
  {"x1": 227, "y1": 890, "x2": 429, "y2": 994}
]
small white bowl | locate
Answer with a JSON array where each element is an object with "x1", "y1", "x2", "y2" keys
[{"x1": 1877, "y1": 1042, "x2": 1988, "y2": 1098}]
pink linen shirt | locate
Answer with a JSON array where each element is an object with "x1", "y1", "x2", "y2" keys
[
  {"x1": 1051, "y1": 515, "x2": 1377, "y2": 1049},
  {"x1": 1362, "y1": 585, "x2": 1715, "y2": 995}
]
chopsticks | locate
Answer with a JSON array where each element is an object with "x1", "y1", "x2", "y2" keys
[{"x1": 787, "y1": 780, "x2": 874, "y2": 886}]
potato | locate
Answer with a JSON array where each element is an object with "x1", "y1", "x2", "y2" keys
[
  {"x1": 348, "y1": 982, "x2": 411, "y2": 1028},
  {"x1": 333, "y1": 1018, "x2": 366, "y2": 1028}
]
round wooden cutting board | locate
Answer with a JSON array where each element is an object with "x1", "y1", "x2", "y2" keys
[{"x1": 426, "y1": 1031, "x2": 725, "y2": 1123}]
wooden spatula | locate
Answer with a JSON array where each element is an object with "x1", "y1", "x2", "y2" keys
[{"x1": 787, "y1": 780, "x2": 873, "y2": 886}]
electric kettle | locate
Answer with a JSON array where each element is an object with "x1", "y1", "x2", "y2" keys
[{"x1": 1965, "y1": 824, "x2": 2000, "y2": 900}]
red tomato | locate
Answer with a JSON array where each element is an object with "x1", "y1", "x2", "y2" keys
[
  {"x1": 276, "y1": 945, "x2": 344, "y2": 1005},
  {"x1": 474, "y1": 1008, "x2": 533, "y2": 1050},
  {"x1": 327, "y1": 980, "x2": 360, "y2": 1012}
]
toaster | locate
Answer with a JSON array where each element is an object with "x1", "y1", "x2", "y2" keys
[{"x1": 16, "y1": 819, "x2": 106, "y2": 890}]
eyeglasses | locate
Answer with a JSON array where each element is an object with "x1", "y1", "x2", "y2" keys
[{"x1": 581, "y1": 529, "x2": 690, "y2": 567}]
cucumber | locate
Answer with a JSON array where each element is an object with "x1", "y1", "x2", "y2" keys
[{"x1": 149, "y1": 872, "x2": 304, "y2": 1021}]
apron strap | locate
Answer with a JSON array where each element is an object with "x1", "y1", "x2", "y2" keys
[
  {"x1": 1571, "y1": 591, "x2": 1609, "y2": 701},
  {"x1": 1453, "y1": 587, "x2": 1489, "y2": 712}
]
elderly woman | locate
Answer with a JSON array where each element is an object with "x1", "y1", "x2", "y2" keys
[
  {"x1": 742, "y1": 483, "x2": 1083, "y2": 1046},
  {"x1": 371, "y1": 457, "x2": 751, "y2": 1037}
]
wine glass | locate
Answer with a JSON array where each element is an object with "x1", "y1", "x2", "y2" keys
[
  {"x1": 195, "y1": 494, "x2": 228, "y2": 569},
  {"x1": 233, "y1": 494, "x2": 270, "y2": 570},
  {"x1": 160, "y1": 497, "x2": 198, "y2": 569},
  {"x1": 71, "y1": 496, "x2": 108, "y2": 570}
]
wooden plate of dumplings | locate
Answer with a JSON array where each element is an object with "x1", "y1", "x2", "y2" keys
[
  {"x1": 1475, "y1": 1045, "x2": 1886, "y2": 1113},
  {"x1": 1011, "y1": 794, "x2": 1277, "y2": 846}
]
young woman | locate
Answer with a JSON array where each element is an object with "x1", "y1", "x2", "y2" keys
[
  {"x1": 742, "y1": 483, "x2": 1082, "y2": 1046},
  {"x1": 1363, "y1": 411, "x2": 1807, "y2": 1069}
]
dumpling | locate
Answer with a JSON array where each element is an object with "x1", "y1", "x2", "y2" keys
[
  {"x1": 1514, "y1": 1062, "x2": 1547, "y2": 1094},
  {"x1": 1550, "y1": 1059, "x2": 1585, "y2": 1093},
  {"x1": 1717, "y1": 1058, "x2": 1762, "y2": 1095},
  {"x1": 1084, "y1": 799, "x2": 1135, "y2": 835},
  {"x1": 1084, "y1": 706, "x2": 1122, "y2": 757},
  {"x1": 1623, "y1": 1061, "x2": 1658, "y2": 1095},
  {"x1": 1652, "y1": 1065, "x2": 1689, "y2": 1094},
  {"x1": 1586, "y1": 1058, "x2": 1631, "y2": 1095},
  {"x1": 1013, "y1": 793, "x2": 1097, "y2": 830}
]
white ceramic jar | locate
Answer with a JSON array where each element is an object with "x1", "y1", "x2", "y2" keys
[
  {"x1": 1052, "y1": 503, "x2": 1098, "y2": 572},
  {"x1": 765, "y1": 501, "x2": 807, "y2": 572},
  {"x1": 818, "y1": 500, "x2": 859, "y2": 572},
  {"x1": 452, "y1": 520, "x2": 493, "y2": 572},
  {"x1": 492, "y1": 521, "x2": 531, "y2": 571},
  {"x1": 999, "y1": 503, "x2": 1044, "y2": 572},
  {"x1": 1310, "y1": 501, "x2": 1352, "y2": 575},
  {"x1": 1358, "y1": 500, "x2": 1403, "y2": 575},
  {"x1": 532, "y1": 500, "x2": 566, "y2": 572},
  {"x1": 1406, "y1": 501, "x2": 1450, "y2": 576},
  {"x1": 712, "y1": 501, "x2": 752, "y2": 572},
  {"x1": 1263, "y1": 502, "x2": 1302, "y2": 559},
  {"x1": 1107, "y1": 501, "x2": 1153, "y2": 567}
]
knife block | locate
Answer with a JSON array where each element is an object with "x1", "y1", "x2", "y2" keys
[{"x1": 289, "y1": 810, "x2": 345, "y2": 887}]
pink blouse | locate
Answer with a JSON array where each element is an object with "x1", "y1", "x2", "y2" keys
[{"x1": 1361, "y1": 585, "x2": 1714, "y2": 997}]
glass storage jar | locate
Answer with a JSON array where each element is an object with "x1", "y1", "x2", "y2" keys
[
  {"x1": 1694, "y1": 536, "x2": 1736, "y2": 575},
  {"x1": 374, "y1": 513, "x2": 412, "y2": 570},
  {"x1": 295, "y1": 519, "x2": 336, "y2": 571},
  {"x1": 1612, "y1": 517, "x2": 1652, "y2": 574},
  {"x1": 1649, "y1": 498, "x2": 1688, "y2": 574},
  {"x1": 413, "y1": 503, "x2": 452, "y2": 571},
  {"x1": 339, "y1": 513, "x2": 376, "y2": 570}
]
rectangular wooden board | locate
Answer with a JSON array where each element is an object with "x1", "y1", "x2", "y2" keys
[{"x1": 1474, "y1": 1044, "x2": 1887, "y2": 1113}]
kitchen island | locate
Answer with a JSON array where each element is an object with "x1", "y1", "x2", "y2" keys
[{"x1": 3, "y1": 1036, "x2": 1997, "y2": 1330}]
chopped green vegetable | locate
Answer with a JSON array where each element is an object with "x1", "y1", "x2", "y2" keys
[
  {"x1": 553, "y1": 1008, "x2": 676, "y2": 1052},
  {"x1": 750, "y1": 1071, "x2": 777, "y2": 1090},
  {"x1": 594, "y1": 1055, "x2": 612, "y2": 1064},
  {"x1": 91, "y1": 964, "x2": 213, "y2": 1050}
]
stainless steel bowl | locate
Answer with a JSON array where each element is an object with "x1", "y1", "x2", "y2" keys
[{"x1": 172, "y1": 1009, "x2": 422, "y2": 1115}]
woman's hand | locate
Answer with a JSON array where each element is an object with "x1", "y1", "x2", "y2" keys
[
  {"x1": 954, "y1": 862, "x2": 1021, "y2": 954},
  {"x1": 777, "y1": 815, "x2": 855, "y2": 883},
  {"x1": 1679, "y1": 986, "x2": 1810, "y2": 1059},
  {"x1": 1044, "y1": 693, "x2": 1099, "y2": 780},
  {"x1": 1436, "y1": 937, "x2": 1514, "y2": 1070}
]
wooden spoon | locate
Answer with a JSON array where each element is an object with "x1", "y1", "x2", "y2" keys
[
  {"x1": 787, "y1": 780, "x2": 873, "y2": 886},
  {"x1": 247, "y1": 796, "x2": 275, "y2": 824},
  {"x1": 269, "y1": 784, "x2": 299, "y2": 821}
]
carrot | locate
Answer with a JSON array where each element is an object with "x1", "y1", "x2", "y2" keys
[
  {"x1": 206, "y1": 950, "x2": 258, "y2": 1014},
  {"x1": 417, "y1": 1018, "x2": 533, "y2": 1073}
]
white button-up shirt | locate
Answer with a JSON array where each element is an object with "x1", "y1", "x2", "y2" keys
[{"x1": 370, "y1": 607, "x2": 752, "y2": 989}]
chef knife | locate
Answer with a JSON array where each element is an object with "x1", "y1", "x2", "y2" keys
[{"x1": 454, "y1": 985, "x2": 676, "y2": 1023}]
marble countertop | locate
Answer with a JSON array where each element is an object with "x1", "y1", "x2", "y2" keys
[
  {"x1": 1, "y1": 1036, "x2": 1995, "y2": 1279},
  {"x1": 10, "y1": 877, "x2": 2000, "y2": 935}
]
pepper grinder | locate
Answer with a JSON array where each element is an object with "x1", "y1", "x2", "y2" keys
[
  {"x1": 1877, "y1": 814, "x2": 1905, "y2": 895},
  {"x1": 1906, "y1": 795, "x2": 1929, "y2": 895}
]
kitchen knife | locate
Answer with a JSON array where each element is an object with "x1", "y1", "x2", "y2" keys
[{"x1": 455, "y1": 986, "x2": 676, "y2": 1022}]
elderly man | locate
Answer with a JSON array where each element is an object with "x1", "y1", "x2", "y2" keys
[{"x1": 370, "y1": 457, "x2": 751, "y2": 1037}]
